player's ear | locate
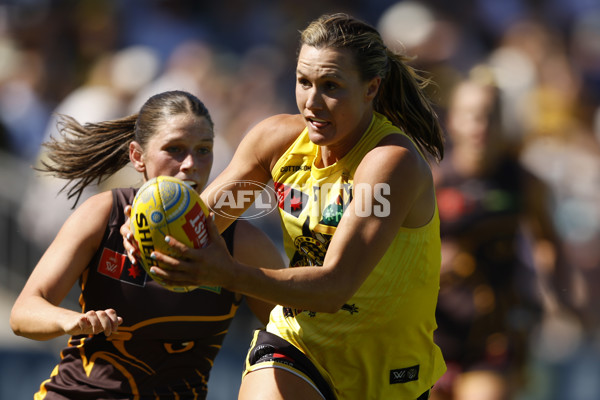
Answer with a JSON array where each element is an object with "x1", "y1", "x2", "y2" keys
[
  {"x1": 130, "y1": 141, "x2": 146, "y2": 173},
  {"x1": 365, "y1": 76, "x2": 381, "y2": 102}
]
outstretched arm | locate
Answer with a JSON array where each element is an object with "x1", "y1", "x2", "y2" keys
[
  {"x1": 148, "y1": 135, "x2": 435, "y2": 312},
  {"x1": 201, "y1": 114, "x2": 304, "y2": 232},
  {"x1": 10, "y1": 192, "x2": 123, "y2": 340}
]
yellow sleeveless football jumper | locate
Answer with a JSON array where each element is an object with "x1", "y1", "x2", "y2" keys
[{"x1": 267, "y1": 113, "x2": 446, "y2": 399}]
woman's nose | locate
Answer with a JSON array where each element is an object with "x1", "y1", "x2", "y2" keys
[
  {"x1": 180, "y1": 153, "x2": 196, "y2": 171},
  {"x1": 305, "y1": 88, "x2": 323, "y2": 110}
]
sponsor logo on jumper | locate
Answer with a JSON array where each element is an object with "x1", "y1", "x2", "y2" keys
[
  {"x1": 98, "y1": 248, "x2": 124, "y2": 279},
  {"x1": 390, "y1": 365, "x2": 420, "y2": 384},
  {"x1": 280, "y1": 165, "x2": 311, "y2": 173},
  {"x1": 98, "y1": 248, "x2": 147, "y2": 286},
  {"x1": 274, "y1": 182, "x2": 308, "y2": 217}
]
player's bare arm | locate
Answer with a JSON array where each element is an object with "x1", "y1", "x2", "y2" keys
[
  {"x1": 201, "y1": 114, "x2": 305, "y2": 232},
  {"x1": 149, "y1": 135, "x2": 433, "y2": 312},
  {"x1": 10, "y1": 191, "x2": 123, "y2": 340}
]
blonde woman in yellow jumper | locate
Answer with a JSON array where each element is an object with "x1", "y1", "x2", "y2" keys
[{"x1": 124, "y1": 13, "x2": 446, "y2": 400}]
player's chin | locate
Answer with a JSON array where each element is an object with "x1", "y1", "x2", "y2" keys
[{"x1": 307, "y1": 129, "x2": 333, "y2": 146}]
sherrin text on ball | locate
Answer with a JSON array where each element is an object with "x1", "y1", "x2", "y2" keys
[{"x1": 130, "y1": 176, "x2": 209, "y2": 292}]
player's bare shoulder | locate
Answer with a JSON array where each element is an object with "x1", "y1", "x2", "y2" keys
[
  {"x1": 356, "y1": 133, "x2": 433, "y2": 199},
  {"x1": 75, "y1": 191, "x2": 114, "y2": 221},
  {"x1": 245, "y1": 114, "x2": 306, "y2": 171},
  {"x1": 365, "y1": 134, "x2": 429, "y2": 173},
  {"x1": 59, "y1": 191, "x2": 114, "y2": 250}
]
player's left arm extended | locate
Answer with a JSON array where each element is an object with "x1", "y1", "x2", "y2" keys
[{"x1": 150, "y1": 137, "x2": 433, "y2": 312}]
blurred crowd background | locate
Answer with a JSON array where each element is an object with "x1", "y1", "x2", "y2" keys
[{"x1": 0, "y1": 0, "x2": 599, "y2": 399}]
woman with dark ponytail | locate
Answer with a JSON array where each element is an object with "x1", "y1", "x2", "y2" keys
[
  {"x1": 123, "y1": 14, "x2": 447, "y2": 400},
  {"x1": 10, "y1": 90, "x2": 283, "y2": 399}
]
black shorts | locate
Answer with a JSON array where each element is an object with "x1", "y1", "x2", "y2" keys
[
  {"x1": 244, "y1": 330, "x2": 432, "y2": 400},
  {"x1": 244, "y1": 330, "x2": 336, "y2": 400}
]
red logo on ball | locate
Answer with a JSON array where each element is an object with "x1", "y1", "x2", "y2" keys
[{"x1": 182, "y1": 203, "x2": 209, "y2": 248}]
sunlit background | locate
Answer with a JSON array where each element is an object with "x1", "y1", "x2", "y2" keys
[{"x1": 1, "y1": 1, "x2": 599, "y2": 399}]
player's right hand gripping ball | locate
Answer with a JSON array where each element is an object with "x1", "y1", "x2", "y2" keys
[{"x1": 130, "y1": 176, "x2": 209, "y2": 292}]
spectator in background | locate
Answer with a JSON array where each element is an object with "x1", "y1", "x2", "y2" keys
[
  {"x1": 0, "y1": 37, "x2": 50, "y2": 161},
  {"x1": 377, "y1": 1, "x2": 464, "y2": 114},
  {"x1": 430, "y1": 66, "x2": 568, "y2": 400},
  {"x1": 513, "y1": 17, "x2": 600, "y2": 400}
]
